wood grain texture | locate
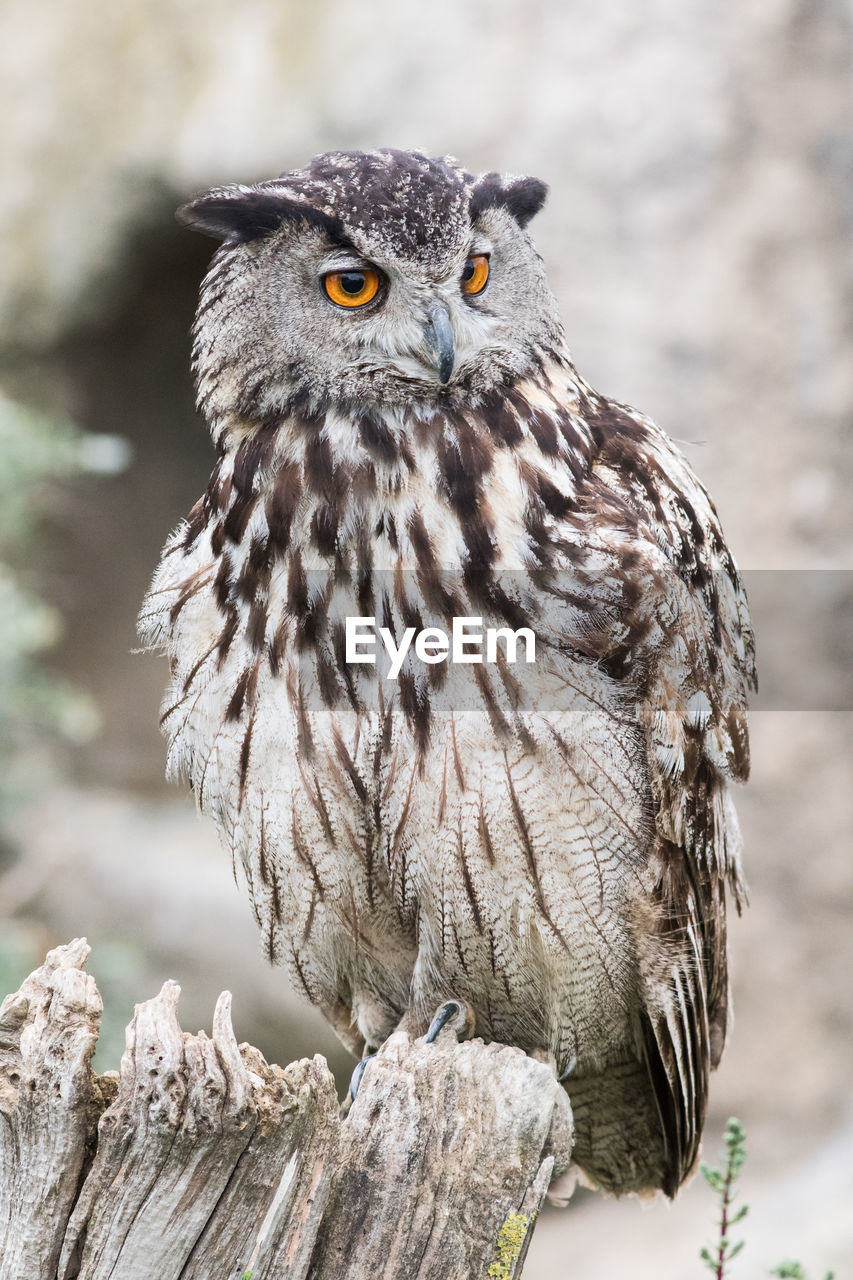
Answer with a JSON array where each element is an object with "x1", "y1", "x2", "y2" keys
[
  {"x1": 309, "y1": 1030, "x2": 573, "y2": 1280},
  {"x1": 0, "y1": 943, "x2": 574, "y2": 1280},
  {"x1": 0, "y1": 938, "x2": 112, "y2": 1280}
]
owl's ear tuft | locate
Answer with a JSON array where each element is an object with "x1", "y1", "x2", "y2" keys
[
  {"x1": 177, "y1": 186, "x2": 290, "y2": 242},
  {"x1": 177, "y1": 185, "x2": 341, "y2": 243},
  {"x1": 470, "y1": 173, "x2": 548, "y2": 229},
  {"x1": 502, "y1": 177, "x2": 549, "y2": 226}
]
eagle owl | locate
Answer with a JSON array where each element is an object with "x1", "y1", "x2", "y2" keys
[{"x1": 140, "y1": 149, "x2": 755, "y2": 1198}]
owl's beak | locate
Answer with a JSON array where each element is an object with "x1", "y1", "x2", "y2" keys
[{"x1": 423, "y1": 302, "x2": 455, "y2": 384}]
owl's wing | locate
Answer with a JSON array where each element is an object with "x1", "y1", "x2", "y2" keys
[{"x1": 574, "y1": 393, "x2": 756, "y2": 1192}]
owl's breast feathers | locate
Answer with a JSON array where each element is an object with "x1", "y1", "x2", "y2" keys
[{"x1": 139, "y1": 357, "x2": 755, "y2": 1196}]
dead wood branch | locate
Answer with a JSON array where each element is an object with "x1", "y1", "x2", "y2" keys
[{"x1": 0, "y1": 941, "x2": 573, "y2": 1280}]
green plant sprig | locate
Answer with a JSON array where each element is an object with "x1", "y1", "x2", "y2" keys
[
  {"x1": 699, "y1": 1117, "x2": 835, "y2": 1280},
  {"x1": 700, "y1": 1117, "x2": 749, "y2": 1279},
  {"x1": 770, "y1": 1264, "x2": 835, "y2": 1279}
]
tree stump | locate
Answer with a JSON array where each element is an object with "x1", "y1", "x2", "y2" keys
[{"x1": 0, "y1": 941, "x2": 573, "y2": 1280}]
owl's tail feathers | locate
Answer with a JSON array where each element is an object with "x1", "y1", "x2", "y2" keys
[
  {"x1": 638, "y1": 1004, "x2": 705, "y2": 1197},
  {"x1": 565, "y1": 1048, "x2": 703, "y2": 1198}
]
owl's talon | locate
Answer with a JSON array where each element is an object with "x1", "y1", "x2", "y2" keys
[
  {"x1": 424, "y1": 999, "x2": 475, "y2": 1044},
  {"x1": 559, "y1": 1054, "x2": 578, "y2": 1082},
  {"x1": 349, "y1": 1053, "x2": 375, "y2": 1100}
]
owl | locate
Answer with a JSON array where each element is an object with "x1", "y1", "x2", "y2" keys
[{"x1": 139, "y1": 149, "x2": 755, "y2": 1198}]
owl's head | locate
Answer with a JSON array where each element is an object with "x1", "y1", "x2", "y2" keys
[{"x1": 181, "y1": 149, "x2": 563, "y2": 433}]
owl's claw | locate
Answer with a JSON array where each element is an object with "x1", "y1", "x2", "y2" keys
[
  {"x1": 349, "y1": 1053, "x2": 375, "y2": 1100},
  {"x1": 424, "y1": 999, "x2": 475, "y2": 1044},
  {"x1": 559, "y1": 1054, "x2": 578, "y2": 1083}
]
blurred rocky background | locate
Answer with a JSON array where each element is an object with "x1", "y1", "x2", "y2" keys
[{"x1": 1, "y1": 0, "x2": 851, "y2": 1274}]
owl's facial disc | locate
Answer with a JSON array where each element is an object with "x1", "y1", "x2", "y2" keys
[
  {"x1": 312, "y1": 240, "x2": 501, "y2": 389},
  {"x1": 185, "y1": 152, "x2": 562, "y2": 422}
]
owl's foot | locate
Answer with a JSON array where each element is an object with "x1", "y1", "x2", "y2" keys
[
  {"x1": 424, "y1": 999, "x2": 476, "y2": 1044},
  {"x1": 350, "y1": 1003, "x2": 475, "y2": 1097},
  {"x1": 349, "y1": 1053, "x2": 376, "y2": 1100}
]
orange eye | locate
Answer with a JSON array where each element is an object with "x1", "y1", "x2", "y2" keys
[
  {"x1": 323, "y1": 267, "x2": 381, "y2": 308},
  {"x1": 461, "y1": 254, "x2": 490, "y2": 296}
]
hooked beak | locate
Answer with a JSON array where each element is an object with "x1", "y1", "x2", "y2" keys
[{"x1": 423, "y1": 302, "x2": 455, "y2": 384}]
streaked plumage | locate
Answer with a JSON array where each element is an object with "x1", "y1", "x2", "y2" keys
[{"x1": 139, "y1": 149, "x2": 755, "y2": 1197}]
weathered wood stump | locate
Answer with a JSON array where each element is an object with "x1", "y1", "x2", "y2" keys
[{"x1": 0, "y1": 941, "x2": 573, "y2": 1280}]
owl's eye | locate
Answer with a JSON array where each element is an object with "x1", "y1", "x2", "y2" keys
[
  {"x1": 323, "y1": 268, "x2": 381, "y2": 308},
  {"x1": 461, "y1": 254, "x2": 490, "y2": 296}
]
